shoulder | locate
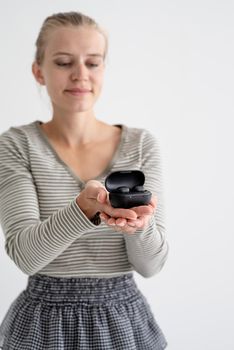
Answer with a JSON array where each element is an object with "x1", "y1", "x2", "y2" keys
[
  {"x1": 123, "y1": 124, "x2": 159, "y2": 149},
  {"x1": 0, "y1": 120, "x2": 38, "y2": 144},
  {"x1": 0, "y1": 121, "x2": 38, "y2": 162}
]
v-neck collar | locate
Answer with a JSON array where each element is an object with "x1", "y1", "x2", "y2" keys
[{"x1": 34, "y1": 120, "x2": 127, "y2": 186}]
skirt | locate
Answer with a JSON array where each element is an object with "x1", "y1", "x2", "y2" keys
[{"x1": 0, "y1": 273, "x2": 167, "y2": 350}]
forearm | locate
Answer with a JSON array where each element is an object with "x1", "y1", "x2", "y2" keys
[
  {"x1": 5, "y1": 199, "x2": 96, "y2": 275},
  {"x1": 4, "y1": 181, "x2": 137, "y2": 275},
  {"x1": 124, "y1": 218, "x2": 168, "y2": 278}
]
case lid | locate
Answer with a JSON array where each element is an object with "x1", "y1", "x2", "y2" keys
[{"x1": 105, "y1": 170, "x2": 145, "y2": 192}]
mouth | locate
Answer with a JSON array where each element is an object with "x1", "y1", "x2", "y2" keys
[{"x1": 64, "y1": 88, "x2": 92, "y2": 96}]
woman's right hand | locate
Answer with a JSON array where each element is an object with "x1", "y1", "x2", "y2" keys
[{"x1": 76, "y1": 180, "x2": 138, "y2": 222}]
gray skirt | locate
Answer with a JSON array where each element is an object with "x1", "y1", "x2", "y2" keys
[{"x1": 0, "y1": 273, "x2": 167, "y2": 349}]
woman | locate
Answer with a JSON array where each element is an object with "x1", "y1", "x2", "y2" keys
[{"x1": 0, "y1": 11, "x2": 168, "y2": 349}]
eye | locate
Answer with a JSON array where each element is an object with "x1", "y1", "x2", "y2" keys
[
  {"x1": 87, "y1": 63, "x2": 99, "y2": 68},
  {"x1": 55, "y1": 62, "x2": 72, "y2": 67},
  {"x1": 86, "y1": 60, "x2": 103, "y2": 69}
]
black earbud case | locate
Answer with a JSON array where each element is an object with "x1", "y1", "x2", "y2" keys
[{"x1": 105, "y1": 170, "x2": 152, "y2": 208}]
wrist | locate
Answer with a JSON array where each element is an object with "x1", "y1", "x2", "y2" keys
[{"x1": 76, "y1": 192, "x2": 96, "y2": 219}]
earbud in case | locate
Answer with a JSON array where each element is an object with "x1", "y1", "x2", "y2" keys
[{"x1": 105, "y1": 170, "x2": 152, "y2": 208}]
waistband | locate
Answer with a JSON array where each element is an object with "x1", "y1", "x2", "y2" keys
[{"x1": 25, "y1": 273, "x2": 138, "y2": 304}]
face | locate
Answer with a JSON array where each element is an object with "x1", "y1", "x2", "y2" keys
[{"x1": 33, "y1": 26, "x2": 106, "y2": 114}]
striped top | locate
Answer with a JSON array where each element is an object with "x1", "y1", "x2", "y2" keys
[{"x1": 0, "y1": 120, "x2": 168, "y2": 278}]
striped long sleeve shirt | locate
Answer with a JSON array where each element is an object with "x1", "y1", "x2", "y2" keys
[{"x1": 0, "y1": 120, "x2": 168, "y2": 278}]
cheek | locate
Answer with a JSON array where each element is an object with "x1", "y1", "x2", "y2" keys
[
  {"x1": 44, "y1": 72, "x2": 65, "y2": 96},
  {"x1": 94, "y1": 71, "x2": 104, "y2": 88}
]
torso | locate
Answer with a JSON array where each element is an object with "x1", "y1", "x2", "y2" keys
[{"x1": 40, "y1": 123, "x2": 122, "y2": 183}]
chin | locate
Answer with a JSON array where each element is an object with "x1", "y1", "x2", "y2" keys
[
  {"x1": 66, "y1": 104, "x2": 94, "y2": 114},
  {"x1": 60, "y1": 98, "x2": 92, "y2": 110}
]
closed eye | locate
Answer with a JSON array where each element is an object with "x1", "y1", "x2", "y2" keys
[
  {"x1": 56, "y1": 62, "x2": 72, "y2": 67},
  {"x1": 86, "y1": 63, "x2": 100, "y2": 68}
]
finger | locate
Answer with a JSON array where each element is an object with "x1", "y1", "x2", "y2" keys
[
  {"x1": 107, "y1": 218, "x2": 127, "y2": 228},
  {"x1": 131, "y1": 205, "x2": 154, "y2": 217},
  {"x1": 135, "y1": 215, "x2": 151, "y2": 229},
  {"x1": 126, "y1": 220, "x2": 137, "y2": 227},
  {"x1": 100, "y1": 213, "x2": 130, "y2": 227},
  {"x1": 115, "y1": 218, "x2": 127, "y2": 227},
  {"x1": 107, "y1": 217, "x2": 116, "y2": 226},
  {"x1": 125, "y1": 218, "x2": 141, "y2": 227},
  {"x1": 97, "y1": 188, "x2": 108, "y2": 203},
  {"x1": 99, "y1": 212, "x2": 110, "y2": 221},
  {"x1": 101, "y1": 205, "x2": 137, "y2": 220},
  {"x1": 149, "y1": 195, "x2": 157, "y2": 208}
]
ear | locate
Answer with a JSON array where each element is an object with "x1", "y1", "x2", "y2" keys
[{"x1": 32, "y1": 62, "x2": 45, "y2": 85}]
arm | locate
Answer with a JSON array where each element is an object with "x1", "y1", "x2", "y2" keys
[
  {"x1": 0, "y1": 130, "x2": 98, "y2": 275},
  {"x1": 0, "y1": 129, "x2": 138, "y2": 276},
  {"x1": 100, "y1": 130, "x2": 169, "y2": 277},
  {"x1": 123, "y1": 131, "x2": 169, "y2": 277}
]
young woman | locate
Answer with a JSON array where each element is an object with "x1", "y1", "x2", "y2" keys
[{"x1": 0, "y1": 11, "x2": 168, "y2": 349}]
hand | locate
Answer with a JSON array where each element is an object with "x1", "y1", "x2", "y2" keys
[
  {"x1": 99, "y1": 195, "x2": 157, "y2": 234},
  {"x1": 76, "y1": 180, "x2": 138, "y2": 221}
]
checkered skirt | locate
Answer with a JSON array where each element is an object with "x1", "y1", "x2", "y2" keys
[{"x1": 0, "y1": 273, "x2": 167, "y2": 349}]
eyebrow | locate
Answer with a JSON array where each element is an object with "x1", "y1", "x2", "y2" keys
[{"x1": 52, "y1": 52, "x2": 104, "y2": 58}]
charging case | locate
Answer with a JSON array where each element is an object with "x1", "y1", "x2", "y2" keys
[{"x1": 105, "y1": 170, "x2": 152, "y2": 208}]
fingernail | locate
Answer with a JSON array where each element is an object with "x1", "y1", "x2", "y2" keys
[{"x1": 117, "y1": 222, "x2": 125, "y2": 227}]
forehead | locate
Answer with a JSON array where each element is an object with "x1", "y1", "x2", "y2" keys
[{"x1": 44, "y1": 26, "x2": 106, "y2": 56}]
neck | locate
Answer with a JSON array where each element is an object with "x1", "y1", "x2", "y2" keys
[{"x1": 42, "y1": 111, "x2": 102, "y2": 148}]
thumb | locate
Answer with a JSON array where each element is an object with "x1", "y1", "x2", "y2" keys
[
  {"x1": 85, "y1": 180, "x2": 106, "y2": 200},
  {"x1": 97, "y1": 188, "x2": 108, "y2": 203}
]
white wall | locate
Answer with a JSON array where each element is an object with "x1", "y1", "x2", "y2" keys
[{"x1": 0, "y1": 1, "x2": 233, "y2": 349}]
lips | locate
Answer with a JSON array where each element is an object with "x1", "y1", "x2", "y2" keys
[{"x1": 65, "y1": 88, "x2": 91, "y2": 93}]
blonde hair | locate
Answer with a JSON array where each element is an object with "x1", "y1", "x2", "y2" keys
[{"x1": 34, "y1": 11, "x2": 108, "y2": 65}]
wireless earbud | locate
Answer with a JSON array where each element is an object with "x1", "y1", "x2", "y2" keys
[
  {"x1": 105, "y1": 170, "x2": 152, "y2": 208},
  {"x1": 132, "y1": 185, "x2": 145, "y2": 192},
  {"x1": 115, "y1": 186, "x2": 130, "y2": 193}
]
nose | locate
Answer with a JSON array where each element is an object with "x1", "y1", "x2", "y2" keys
[{"x1": 71, "y1": 63, "x2": 88, "y2": 81}]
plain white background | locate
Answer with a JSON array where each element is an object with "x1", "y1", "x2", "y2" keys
[{"x1": 0, "y1": 1, "x2": 233, "y2": 349}]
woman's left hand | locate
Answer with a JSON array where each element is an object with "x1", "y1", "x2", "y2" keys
[{"x1": 100, "y1": 195, "x2": 157, "y2": 234}]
